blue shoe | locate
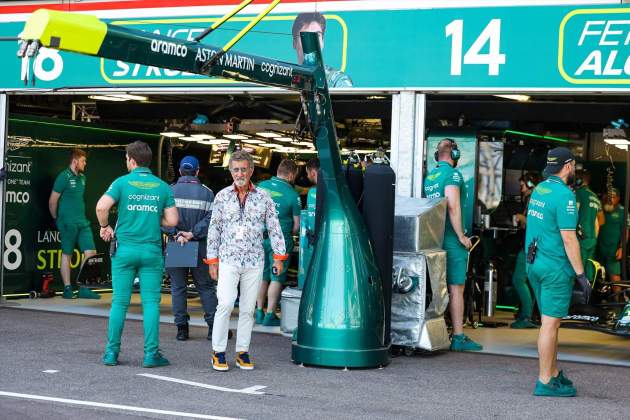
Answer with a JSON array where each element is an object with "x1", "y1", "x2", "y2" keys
[
  {"x1": 450, "y1": 334, "x2": 483, "y2": 352},
  {"x1": 533, "y1": 377, "x2": 576, "y2": 397},
  {"x1": 143, "y1": 351, "x2": 170, "y2": 368},
  {"x1": 102, "y1": 351, "x2": 118, "y2": 366}
]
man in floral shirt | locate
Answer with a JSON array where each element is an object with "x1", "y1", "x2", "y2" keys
[{"x1": 206, "y1": 150, "x2": 287, "y2": 371}]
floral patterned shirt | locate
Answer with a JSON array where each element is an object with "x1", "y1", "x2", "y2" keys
[{"x1": 206, "y1": 182, "x2": 287, "y2": 268}]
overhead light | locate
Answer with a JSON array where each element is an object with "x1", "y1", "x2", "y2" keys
[
  {"x1": 88, "y1": 95, "x2": 128, "y2": 102},
  {"x1": 196, "y1": 139, "x2": 228, "y2": 145},
  {"x1": 242, "y1": 139, "x2": 264, "y2": 144},
  {"x1": 260, "y1": 142, "x2": 281, "y2": 148},
  {"x1": 179, "y1": 136, "x2": 197, "y2": 141},
  {"x1": 615, "y1": 144, "x2": 629, "y2": 150},
  {"x1": 88, "y1": 94, "x2": 147, "y2": 101},
  {"x1": 191, "y1": 134, "x2": 216, "y2": 140},
  {"x1": 160, "y1": 131, "x2": 185, "y2": 138},
  {"x1": 274, "y1": 137, "x2": 294, "y2": 143},
  {"x1": 256, "y1": 132, "x2": 281, "y2": 138},
  {"x1": 223, "y1": 134, "x2": 250, "y2": 140},
  {"x1": 294, "y1": 141, "x2": 314, "y2": 147},
  {"x1": 494, "y1": 94, "x2": 530, "y2": 102},
  {"x1": 112, "y1": 94, "x2": 148, "y2": 101},
  {"x1": 604, "y1": 138, "x2": 630, "y2": 145}
]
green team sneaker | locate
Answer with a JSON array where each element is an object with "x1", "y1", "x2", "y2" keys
[
  {"x1": 555, "y1": 370, "x2": 574, "y2": 387},
  {"x1": 62, "y1": 285, "x2": 75, "y2": 299},
  {"x1": 510, "y1": 318, "x2": 538, "y2": 329},
  {"x1": 262, "y1": 312, "x2": 281, "y2": 327},
  {"x1": 77, "y1": 286, "x2": 101, "y2": 300},
  {"x1": 143, "y1": 351, "x2": 170, "y2": 368},
  {"x1": 533, "y1": 377, "x2": 576, "y2": 397},
  {"x1": 450, "y1": 334, "x2": 483, "y2": 352},
  {"x1": 102, "y1": 351, "x2": 119, "y2": 366},
  {"x1": 255, "y1": 308, "x2": 265, "y2": 325}
]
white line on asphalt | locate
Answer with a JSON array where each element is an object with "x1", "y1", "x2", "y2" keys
[
  {"x1": 42, "y1": 370, "x2": 59, "y2": 374},
  {"x1": 0, "y1": 391, "x2": 242, "y2": 420},
  {"x1": 137, "y1": 373, "x2": 267, "y2": 395}
]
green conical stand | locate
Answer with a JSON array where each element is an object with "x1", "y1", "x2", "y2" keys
[{"x1": 291, "y1": 34, "x2": 389, "y2": 368}]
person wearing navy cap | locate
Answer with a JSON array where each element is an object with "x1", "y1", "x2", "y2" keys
[
  {"x1": 162, "y1": 155, "x2": 219, "y2": 341},
  {"x1": 525, "y1": 146, "x2": 591, "y2": 397}
]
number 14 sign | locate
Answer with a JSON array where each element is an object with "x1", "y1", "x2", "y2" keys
[{"x1": 446, "y1": 19, "x2": 506, "y2": 77}]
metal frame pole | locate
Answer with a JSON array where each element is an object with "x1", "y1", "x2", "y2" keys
[
  {"x1": 0, "y1": 94, "x2": 9, "y2": 304},
  {"x1": 622, "y1": 149, "x2": 629, "y2": 283}
]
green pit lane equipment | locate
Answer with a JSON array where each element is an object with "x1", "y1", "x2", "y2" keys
[{"x1": 18, "y1": 6, "x2": 389, "y2": 368}]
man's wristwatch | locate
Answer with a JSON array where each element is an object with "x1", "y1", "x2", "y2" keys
[{"x1": 100, "y1": 224, "x2": 110, "y2": 229}]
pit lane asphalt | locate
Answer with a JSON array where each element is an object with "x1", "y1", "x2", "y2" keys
[{"x1": 0, "y1": 307, "x2": 628, "y2": 419}]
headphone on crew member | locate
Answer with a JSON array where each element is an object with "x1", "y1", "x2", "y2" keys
[{"x1": 434, "y1": 138, "x2": 461, "y2": 162}]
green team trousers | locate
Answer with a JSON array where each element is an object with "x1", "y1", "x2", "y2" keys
[
  {"x1": 512, "y1": 250, "x2": 533, "y2": 320},
  {"x1": 579, "y1": 240, "x2": 597, "y2": 282},
  {"x1": 105, "y1": 243, "x2": 163, "y2": 355}
]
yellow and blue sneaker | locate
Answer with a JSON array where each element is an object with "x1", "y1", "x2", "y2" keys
[
  {"x1": 212, "y1": 351, "x2": 229, "y2": 371},
  {"x1": 235, "y1": 352, "x2": 254, "y2": 370}
]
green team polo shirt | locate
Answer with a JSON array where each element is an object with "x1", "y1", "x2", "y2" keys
[
  {"x1": 423, "y1": 161, "x2": 466, "y2": 246},
  {"x1": 53, "y1": 167, "x2": 88, "y2": 225},
  {"x1": 105, "y1": 167, "x2": 175, "y2": 247},
  {"x1": 525, "y1": 176, "x2": 578, "y2": 276},
  {"x1": 598, "y1": 205, "x2": 629, "y2": 256},
  {"x1": 258, "y1": 176, "x2": 301, "y2": 239},
  {"x1": 575, "y1": 186, "x2": 602, "y2": 247}
]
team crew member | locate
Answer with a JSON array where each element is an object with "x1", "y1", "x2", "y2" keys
[
  {"x1": 256, "y1": 159, "x2": 301, "y2": 326},
  {"x1": 575, "y1": 169, "x2": 604, "y2": 281},
  {"x1": 597, "y1": 188, "x2": 628, "y2": 286},
  {"x1": 97, "y1": 141, "x2": 178, "y2": 368},
  {"x1": 423, "y1": 139, "x2": 481, "y2": 352},
  {"x1": 163, "y1": 156, "x2": 218, "y2": 341},
  {"x1": 525, "y1": 147, "x2": 591, "y2": 397},
  {"x1": 510, "y1": 173, "x2": 540, "y2": 329},
  {"x1": 48, "y1": 148, "x2": 100, "y2": 299},
  {"x1": 207, "y1": 151, "x2": 286, "y2": 371},
  {"x1": 305, "y1": 158, "x2": 319, "y2": 219}
]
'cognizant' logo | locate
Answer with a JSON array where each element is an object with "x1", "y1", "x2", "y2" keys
[{"x1": 150, "y1": 39, "x2": 188, "y2": 58}]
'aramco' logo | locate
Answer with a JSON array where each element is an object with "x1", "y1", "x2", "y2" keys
[{"x1": 150, "y1": 39, "x2": 188, "y2": 58}]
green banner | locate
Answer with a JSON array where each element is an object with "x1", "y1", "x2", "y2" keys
[{"x1": 3, "y1": 5, "x2": 630, "y2": 90}]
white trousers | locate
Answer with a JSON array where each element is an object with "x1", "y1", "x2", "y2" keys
[{"x1": 212, "y1": 262, "x2": 263, "y2": 353}]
